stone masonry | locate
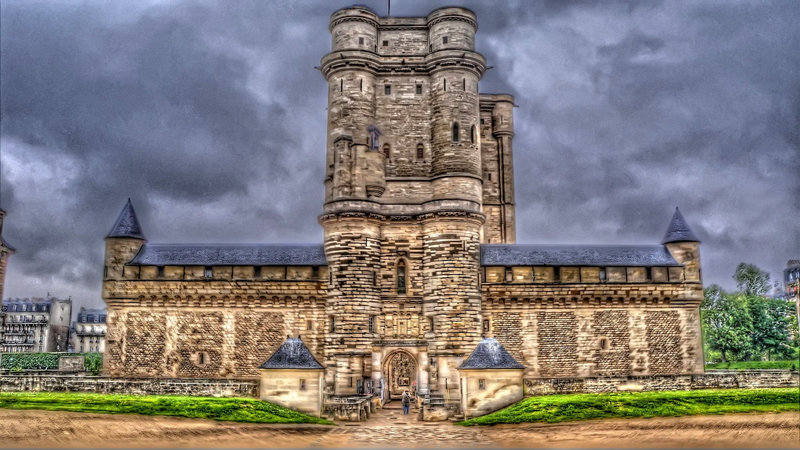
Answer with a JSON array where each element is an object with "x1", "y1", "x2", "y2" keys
[{"x1": 101, "y1": 6, "x2": 706, "y2": 417}]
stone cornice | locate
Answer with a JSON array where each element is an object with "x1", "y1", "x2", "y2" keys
[{"x1": 320, "y1": 49, "x2": 486, "y2": 80}]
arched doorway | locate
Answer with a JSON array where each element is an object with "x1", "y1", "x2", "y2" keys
[{"x1": 382, "y1": 350, "x2": 417, "y2": 400}]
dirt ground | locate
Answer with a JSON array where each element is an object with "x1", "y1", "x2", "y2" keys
[{"x1": 1, "y1": 407, "x2": 798, "y2": 448}]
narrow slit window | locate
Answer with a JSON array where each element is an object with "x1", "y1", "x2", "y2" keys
[
  {"x1": 307, "y1": 320, "x2": 313, "y2": 330},
  {"x1": 385, "y1": 84, "x2": 391, "y2": 95},
  {"x1": 443, "y1": 36, "x2": 448, "y2": 44},
  {"x1": 254, "y1": 266, "x2": 262, "y2": 278},
  {"x1": 397, "y1": 260, "x2": 407, "y2": 294},
  {"x1": 416, "y1": 84, "x2": 422, "y2": 95},
  {"x1": 416, "y1": 143, "x2": 424, "y2": 160},
  {"x1": 478, "y1": 379, "x2": 485, "y2": 390},
  {"x1": 204, "y1": 266, "x2": 213, "y2": 278},
  {"x1": 360, "y1": 79, "x2": 363, "y2": 91},
  {"x1": 452, "y1": 122, "x2": 459, "y2": 142},
  {"x1": 443, "y1": 79, "x2": 447, "y2": 91},
  {"x1": 383, "y1": 143, "x2": 391, "y2": 159},
  {"x1": 599, "y1": 268, "x2": 607, "y2": 282},
  {"x1": 330, "y1": 315, "x2": 335, "y2": 333},
  {"x1": 157, "y1": 266, "x2": 164, "y2": 278},
  {"x1": 299, "y1": 379, "x2": 307, "y2": 391},
  {"x1": 462, "y1": 78, "x2": 466, "y2": 90},
  {"x1": 358, "y1": 37, "x2": 364, "y2": 45},
  {"x1": 340, "y1": 79, "x2": 343, "y2": 91},
  {"x1": 312, "y1": 266, "x2": 319, "y2": 278},
  {"x1": 470, "y1": 125, "x2": 476, "y2": 143}
]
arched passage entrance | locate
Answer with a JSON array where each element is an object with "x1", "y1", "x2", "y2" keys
[{"x1": 382, "y1": 350, "x2": 417, "y2": 400}]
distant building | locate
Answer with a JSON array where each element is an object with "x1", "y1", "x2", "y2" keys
[
  {"x1": 784, "y1": 260, "x2": 800, "y2": 298},
  {"x1": 70, "y1": 307, "x2": 107, "y2": 353},
  {"x1": 1, "y1": 297, "x2": 72, "y2": 353},
  {"x1": 0, "y1": 208, "x2": 16, "y2": 351}
]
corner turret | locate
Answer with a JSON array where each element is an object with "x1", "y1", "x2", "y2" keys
[
  {"x1": 662, "y1": 207, "x2": 701, "y2": 282},
  {"x1": 103, "y1": 199, "x2": 146, "y2": 283}
]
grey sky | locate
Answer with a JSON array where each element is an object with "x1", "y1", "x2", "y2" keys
[{"x1": 1, "y1": 0, "x2": 798, "y2": 310}]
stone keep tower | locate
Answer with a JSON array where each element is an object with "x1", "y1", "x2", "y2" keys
[{"x1": 319, "y1": 6, "x2": 515, "y2": 396}]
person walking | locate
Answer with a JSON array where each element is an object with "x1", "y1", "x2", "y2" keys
[{"x1": 401, "y1": 390, "x2": 411, "y2": 415}]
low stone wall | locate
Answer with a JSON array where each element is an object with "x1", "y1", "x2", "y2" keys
[
  {"x1": 0, "y1": 373, "x2": 258, "y2": 398},
  {"x1": 524, "y1": 370, "x2": 799, "y2": 395}
]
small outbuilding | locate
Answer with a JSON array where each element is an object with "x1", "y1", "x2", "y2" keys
[
  {"x1": 458, "y1": 338, "x2": 525, "y2": 419},
  {"x1": 259, "y1": 336, "x2": 325, "y2": 417}
]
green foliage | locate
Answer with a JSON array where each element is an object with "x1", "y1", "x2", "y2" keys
[
  {"x1": 0, "y1": 392, "x2": 333, "y2": 425},
  {"x1": 0, "y1": 353, "x2": 103, "y2": 373},
  {"x1": 733, "y1": 262, "x2": 771, "y2": 296},
  {"x1": 701, "y1": 264, "x2": 800, "y2": 363},
  {"x1": 457, "y1": 388, "x2": 800, "y2": 426},
  {"x1": 705, "y1": 360, "x2": 797, "y2": 370},
  {"x1": 701, "y1": 289, "x2": 753, "y2": 362}
]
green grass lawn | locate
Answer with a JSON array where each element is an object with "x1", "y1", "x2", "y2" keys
[
  {"x1": 705, "y1": 360, "x2": 798, "y2": 370},
  {"x1": 0, "y1": 392, "x2": 333, "y2": 425},
  {"x1": 458, "y1": 388, "x2": 800, "y2": 426}
]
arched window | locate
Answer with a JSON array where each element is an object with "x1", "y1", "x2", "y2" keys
[
  {"x1": 416, "y1": 143, "x2": 424, "y2": 160},
  {"x1": 383, "y1": 143, "x2": 390, "y2": 159},
  {"x1": 396, "y1": 260, "x2": 407, "y2": 294},
  {"x1": 452, "y1": 123, "x2": 460, "y2": 142},
  {"x1": 470, "y1": 125, "x2": 476, "y2": 144}
]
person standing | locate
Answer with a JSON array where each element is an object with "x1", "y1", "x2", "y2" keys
[{"x1": 401, "y1": 390, "x2": 411, "y2": 415}]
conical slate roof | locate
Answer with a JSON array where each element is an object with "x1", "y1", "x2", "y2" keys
[
  {"x1": 458, "y1": 338, "x2": 525, "y2": 370},
  {"x1": 106, "y1": 199, "x2": 145, "y2": 240},
  {"x1": 259, "y1": 337, "x2": 324, "y2": 369},
  {"x1": 661, "y1": 207, "x2": 699, "y2": 244}
]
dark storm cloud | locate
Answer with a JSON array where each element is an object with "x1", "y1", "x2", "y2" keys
[{"x1": 1, "y1": 0, "x2": 798, "y2": 307}]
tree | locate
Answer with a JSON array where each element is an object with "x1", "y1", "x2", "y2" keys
[
  {"x1": 733, "y1": 262, "x2": 771, "y2": 296},
  {"x1": 701, "y1": 289, "x2": 753, "y2": 362}
]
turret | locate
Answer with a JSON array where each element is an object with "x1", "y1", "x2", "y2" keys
[
  {"x1": 103, "y1": 199, "x2": 146, "y2": 282},
  {"x1": 662, "y1": 207, "x2": 701, "y2": 283},
  {"x1": 0, "y1": 207, "x2": 16, "y2": 303}
]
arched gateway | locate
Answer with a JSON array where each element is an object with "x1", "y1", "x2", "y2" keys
[{"x1": 382, "y1": 350, "x2": 417, "y2": 400}]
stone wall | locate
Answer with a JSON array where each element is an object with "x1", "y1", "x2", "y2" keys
[
  {"x1": 484, "y1": 297, "x2": 704, "y2": 378},
  {"x1": 0, "y1": 373, "x2": 258, "y2": 397},
  {"x1": 523, "y1": 370, "x2": 799, "y2": 395},
  {"x1": 103, "y1": 298, "x2": 326, "y2": 379}
]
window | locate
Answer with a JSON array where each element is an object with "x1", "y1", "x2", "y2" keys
[
  {"x1": 599, "y1": 268, "x2": 607, "y2": 282},
  {"x1": 359, "y1": 79, "x2": 363, "y2": 91},
  {"x1": 299, "y1": 379, "x2": 307, "y2": 391},
  {"x1": 369, "y1": 315, "x2": 375, "y2": 333},
  {"x1": 330, "y1": 316, "x2": 335, "y2": 333},
  {"x1": 470, "y1": 125, "x2": 476, "y2": 144},
  {"x1": 482, "y1": 319, "x2": 490, "y2": 332},
  {"x1": 429, "y1": 317, "x2": 434, "y2": 333},
  {"x1": 443, "y1": 79, "x2": 447, "y2": 91},
  {"x1": 385, "y1": 84, "x2": 391, "y2": 95},
  {"x1": 452, "y1": 122, "x2": 459, "y2": 142},
  {"x1": 157, "y1": 266, "x2": 164, "y2": 278},
  {"x1": 382, "y1": 40, "x2": 388, "y2": 46},
  {"x1": 358, "y1": 37, "x2": 364, "y2": 45},
  {"x1": 487, "y1": 173, "x2": 492, "y2": 181},
  {"x1": 478, "y1": 379, "x2": 486, "y2": 390},
  {"x1": 397, "y1": 260, "x2": 407, "y2": 294},
  {"x1": 254, "y1": 266, "x2": 262, "y2": 278},
  {"x1": 599, "y1": 338, "x2": 609, "y2": 350},
  {"x1": 307, "y1": 320, "x2": 313, "y2": 330},
  {"x1": 416, "y1": 144, "x2": 424, "y2": 160},
  {"x1": 645, "y1": 267, "x2": 652, "y2": 281},
  {"x1": 103, "y1": 266, "x2": 108, "y2": 278},
  {"x1": 442, "y1": 36, "x2": 448, "y2": 44},
  {"x1": 340, "y1": 79, "x2": 343, "y2": 91},
  {"x1": 312, "y1": 266, "x2": 319, "y2": 278},
  {"x1": 462, "y1": 78, "x2": 466, "y2": 90},
  {"x1": 383, "y1": 143, "x2": 391, "y2": 159},
  {"x1": 505, "y1": 267, "x2": 513, "y2": 282},
  {"x1": 416, "y1": 84, "x2": 422, "y2": 95},
  {"x1": 204, "y1": 266, "x2": 213, "y2": 278},
  {"x1": 348, "y1": 377, "x2": 353, "y2": 388}
]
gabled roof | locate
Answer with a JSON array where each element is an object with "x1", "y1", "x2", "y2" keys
[
  {"x1": 259, "y1": 337, "x2": 324, "y2": 370},
  {"x1": 128, "y1": 243, "x2": 326, "y2": 266},
  {"x1": 480, "y1": 244, "x2": 680, "y2": 267},
  {"x1": 661, "y1": 207, "x2": 699, "y2": 244},
  {"x1": 459, "y1": 338, "x2": 524, "y2": 370},
  {"x1": 107, "y1": 199, "x2": 145, "y2": 240}
]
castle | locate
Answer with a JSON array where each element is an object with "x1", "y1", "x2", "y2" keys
[{"x1": 102, "y1": 6, "x2": 703, "y2": 414}]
